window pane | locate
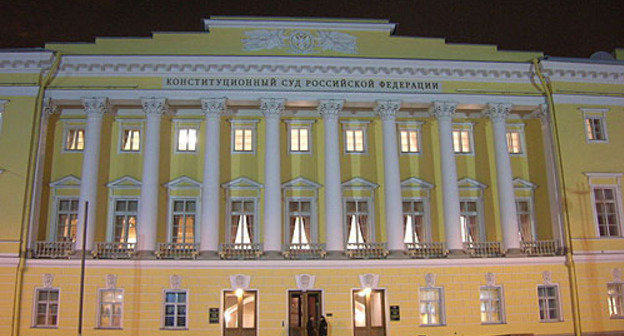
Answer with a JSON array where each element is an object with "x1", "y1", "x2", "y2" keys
[
  {"x1": 346, "y1": 130, "x2": 355, "y2": 152},
  {"x1": 224, "y1": 293, "x2": 239, "y2": 328},
  {"x1": 353, "y1": 291, "x2": 366, "y2": 327},
  {"x1": 243, "y1": 129, "x2": 252, "y2": 151},
  {"x1": 188, "y1": 129, "x2": 197, "y2": 151},
  {"x1": 409, "y1": 131, "x2": 419, "y2": 152},
  {"x1": 400, "y1": 131, "x2": 409, "y2": 152},
  {"x1": 370, "y1": 291, "x2": 384, "y2": 327},
  {"x1": 242, "y1": 292, "x2": 256, "y2": 328},
  {"x1": 290, "y1": 128, "x2": 299, "y2": 151},
  {"x1": 354, "y1": 130, "x2": 364, "y2": 151},
  {"x1": 299, "y1": 128, "x2": 309, "y2": 151}
]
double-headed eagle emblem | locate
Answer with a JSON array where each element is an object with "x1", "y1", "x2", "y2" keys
[{"x1": 243, "y1": 29, "x2": 358, "y2": 54}]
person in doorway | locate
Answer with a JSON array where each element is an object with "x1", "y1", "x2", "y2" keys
[
  {"x1": 319, "y1": 315, "x2": 328, "y2": 336},
  {"x1": 307, "y1": 316, "x2": 316, "y2": 336}
]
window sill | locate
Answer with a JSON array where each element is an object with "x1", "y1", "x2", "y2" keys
[
  {"x1": 481, "y1": 322, "x2": 506, "y2": 325},
  {"x1": 161, "y1": 327, "x2": 189, "y2": 331},
  {"x1": 32, "y1": 326, "x2": 58, "y2": 329},
  {"x1": 539, "y1": 319, "x2": 563, "y2": 323},
  {"x1": 95, "y1": 327, "x2": 123, "y2": 330},
  {"x1": 419, "y1": 323, "x2": 445, "y2": 327}
]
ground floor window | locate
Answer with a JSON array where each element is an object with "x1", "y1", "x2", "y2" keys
[
  {"x1": 480, "y1": 286, "x2": 504, "y2": 324},
  {"x1": 538, "y1": 285, "x2": 561, "y2": 322},
  {"x1": 419, "y1": 287, "x2": 444, "y2": 326},
  {"x1": 164, "y1": 290, "x2": 187, "y2": 328},
  {"x1": 98, "y1": 289, "x2": 123, "y2": 328},
  {"x1": 352, "y1": 289, "x2": 385, "y2": 336},
  {"x1": 34, "y1": 288, "x2": 59, "y2": 327},
  {"x1": 223, "y1": 290, "x2": 257, "y2": 336},
  {"x1": 608, "y1": 283, "x2": 624, "y2": 318}
]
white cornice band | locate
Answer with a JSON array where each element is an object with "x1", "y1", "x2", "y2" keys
[{"x1": 0, "y1": 51, "x2": 54, "y2": 73}]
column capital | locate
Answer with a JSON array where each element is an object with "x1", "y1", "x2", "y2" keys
[
  {"x1": 535, "y1": 103, "x2": 550, "y2": 123},
  {"x1": 260, "y1": 98, "x2": 285, "y2": 119},
  {"x1": 430, "y1": 101, "x2": 458, "y2": 120},
  {"x1": 201, "y1": 97, "x2": 227, "y2": 119},
  {"x1": 82, "y1": 97, "x2": 109, "y2": 117},
  {"x1": 141, "y1": 97, "x2": 168, "y2": 116},
  {"x1": 485, "y1": 103, "x2": 513, "y2": 122},
  {"x1": 0, "y1": 99, "x2": 8, "y2": 113},
  {"x1": 375, "y1": 100, "x2": 401, "y2": 121},
  {"x1": 43, "y1": 98, "x2": 58, "y2": 115},
  {"x1": 318, "y1": 99, "x2": 344, "y2": 120}
]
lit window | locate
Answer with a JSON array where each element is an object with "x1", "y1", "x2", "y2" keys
[
  {"x1": 121, "y1": 129, "x2": 140, "y2": 152},
  {"x1": 480, "y1": 287, "x2": 504, "y2": 324},
  {"x1": 608, "y1": 283, "x2": 624, "y2": 318},
  {"x1": 290, "y1": 127, "x2": 310, "y2": 152},
  {"x1": 113, "y1": 199, "x2": 138, "y2": 244},
  {"x1": 353, "y1": 289, "x2": 385, "y2": 330},
  {"x1": 224, "y1": 290, "x2": 257, "y2": 331},
  {"x1": 506, "y1": 130, "x2": 523, "y2": 154},
  {"x1": 65, "y1": 128, "x2": 85, "y2": 151},
  {"x1": 585, "y1": 115, "x2": 607, "y2": 142},
  {"x1": 171, "y1": 200, "x2": 196, "y2": 244},
  {"x1": 452, "y1": 129, "x2": 471, "y2": 153},
  {"x1": 56, "y1": 199, "x2": 79, "y2": 242},
  {"x1": 403, "y1": 200, "x2": 426, "y2": 244},
  {"x1": 538, "y1": 285, "x2": 561, "y2": 322},
  {"x1": 233, "y1": 128, "x2": 253, "y2": 152},
  {"x1": 346, "y1": 200, "x2": 369, "y2": 248},
  {"x1": 287, "y1": 200, "x2": 312, "y2": 248},
  {"x1": 34, "y1": 289, "x2": 59, "y2": 327},
  {"x1": 98, "y1": 289, "x2": 123, "y2": 328},
  {"x1": 420, "y1": 287, "x2": 444, "y2": 326},
  {"x1": 460, "y1": 200, "x2": 481, "y2": 243},
  {"x1": 593, "y1": 187, "x2": 621, "y2": 237},
  {"x1": 516, "y1": 199, "x2": 535, "y2": 242},
  {"x1": 164, "y1": 290, "x2": 187, "y2": 329},
  {"x1": 177, "y1": 128, "x2": 197, "y2": 152},
  {"x1": 230, "y1": 199, "x2": 255, "y2": 244},
  {"x1": 399, "y1": 130, "x2": 419, "y2": 153},
  {"x1": 345, "y1": 129, "x2": 365, "y2": 153}
]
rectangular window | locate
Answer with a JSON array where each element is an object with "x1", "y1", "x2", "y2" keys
[
  {"x1": 608, "y1": 283, "x2": 624, "y2": 318},
  {"x1": 34, "y1": 289, "x2": 59, "y2": 327},
  {"x1": 419, "y1": 288, "x2": 444, "y2": 326},
  {"x1": 506, "y1": 130, "x2": 523, "y2": 154},
  {"x1": 480, "y1": 287, "x2": 504, "y2": 324},
  {"x1": 460, "y1": 200, "x2": 480, "y2": 243},
  {"x1": 224, "y1": 290, "x2": 257, "y2": 331},
  {"x1": 593, "y1": 187, "x2": 621, "y2": 237},
  {"x1": 98, "y1": 289, "x2": 123, "y2": 328},
  {"x1": 233, "y1": 128, "x2": 253, "y2": 152},
  {"x1": 399, "y1": 130, "x2": 419, "y2": 153},
  {"x1": 585, "y1": 116, "x2": 607, "y2": 141},
  {"x1": 113, "y1": 199, "x2": 138, "y2": 243},
  {"x1": 164, "y1": 290, "x2": 187, "y2": 328},
  {"x1": 64, "y1": 128, "x2": 85, "y2": 151},
  {"x1": 353, "y1": 289, "x2": 385, "y2": 330},
  {"x1": 287, "y1": 200, "x2": 312, "y2": 247},
  {"x1": 516, "y1": 199, "x2": 534, "y2": 241},
  {"x1": 538, "y1": 285, "x2": 561, "y2": 322},
  {"x1": 171, "y1": 200, "x2": 196, "y2": 244},
  {"x1": 345, "y1": 129, "x2": 365, "y2": 153},
  {"x1": 230, "y1": 199, "x2": 255, "y2": 244},
  {"x1": 403, "y1": 200, "x2": 426, "y2": 243},
  {"x1": 289, "y1": 127, "x2": 310, "y2": 153},
  {"x1": 346, "y1": 200, "x2": 369, "y2": 248},
  {"x1": 452, "y1": 129, "x2": 472, "y2": 153},
  {"x1": 121, "y1": 129, "x2": 140, "y2": 152},
  {"x1": 177, "y1": 128, "x2": 197, "y2": 152},
  {"x1": 56, "y1": 199, "x2": 79, "y2": 241}
]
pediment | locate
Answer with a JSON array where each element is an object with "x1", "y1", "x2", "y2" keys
[
  {"x1": 107, "y1": 176, "x2": 142, "y2": 189},
  {"x1": 513, "y1": 178, "x2": 537, "y2": 190},
  {"x1": 342, "y1": 177, "x2": 379, "y2": 190},
  {"x1": 457, "y1": 177, "x2": 487, "y2": 189},
  {"x1": 400, "y1": 177, "x2": 434, "y2": 190},
  {"x1": 164, "y1": 176, "x2": 202, "y2": 189},
  {"x1": 221, "y1": 176, "x2": 263, "y2": 190},
  {"x1": 49, "y1": 175, "x2": 81, "y2": 188},
  {"x1": 282, "y1": 176, "x2": 322, "y2": 189}
]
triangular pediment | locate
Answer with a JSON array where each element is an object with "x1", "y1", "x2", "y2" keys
[
  {"x1": 282, "y1": 177, "x2": 322, "y2": 189},
  {"x1": 513, "y1": 178, "x2": 537, "y2": 190},
  {"x1": 400, "y1": 177, "x2": 434, "y2": 190},
  {"x1": 49, "y1": 175, "x2": 81, "y2": 188},
  {"x1": 107, "y1": 176, "x2": 142, "y2": 189},
  {"x1": 164, "y1": 176, "x2": 202, "y2": 189},
  {"x1": 342, "y1": 177, "x2": 379, "y2": 190},
  {"x1": 457, "y1": 177, "x2": 487, "y2": 189},
  {"x1": 221, "y1": 176, "x2": 263, "y2": 190}
]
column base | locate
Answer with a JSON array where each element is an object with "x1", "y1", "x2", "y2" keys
[
  {"x1": 262, "y1": 250, "x2": 283, "y2": 260},
  {"x1": 325, "y1": 250, "x2": 347, "y2": 259},
  {"x1": 505, "y1": 248, "x2": 523, "y2": 257},
  {"x1": 386, "y1": 250, "x2": 407, "y2": 259},
  {"x1": 70, "y1": 250, "x2": 94, "y2": 259},
  {"x1": 447, "y1": 249, "x2": 467, "y2": 258},
  {"x1": 135, "y1": 250, "x2": 157, "y2": 259},
  {"x1": 198, "y1": 250, "x2": 221, "y2": 259}
]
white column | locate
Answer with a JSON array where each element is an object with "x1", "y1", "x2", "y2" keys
[
  {"x1": 137, "y1": 98, "x2": 167, "y2": 252},
  {"x1": 260, "y1": 98, "x2": 285, "y2": 253},
  {"x1": 376, "y1": 100, "x2": 404, "y2": 252},
  {"x1": 76, "y1": 97, "x2": 108, "y2": 251},
  {"x1": 318, "y1": 100, "x2": 344, "y2": 253},
  {"x1": 486, "y1": 103, "x2": 521, "y2": 251},
  {"x1": 200, "y1": 98, "x2": 226, "y2": 252},
  {"x1": 431, "y1": 102, "x2": 463, "y2": 251}
]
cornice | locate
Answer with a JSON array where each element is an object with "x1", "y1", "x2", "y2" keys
[
  {"x1": 0, "y1": 52, "x2": 54, "y2": 73},
  {"x1": 541, "y1": 60, "x2": 624, "y2": 84}
]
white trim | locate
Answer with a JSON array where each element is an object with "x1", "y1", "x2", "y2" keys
[
  {"x1": 541, "y1": 60, "x2": 624, "y2": 85},
  {"x1": 459, "y1": 197, "x2": 486, "y2": 242},
  {"x1": 31, "y1": 287, "x2": 60, "y2": 329},
  {"x1": 515, "y1": 196, "x2": 537, "y2": 241},
  {"x1": 506, "y1": 123, "x2": 526, "y2": 156},
  {"x1": 0, "y1": 86, "x2": 40, "y2": 96},
  {"x1": 49, "y1": 196, "x2": 80, "y2": 241},
  {"x1": 537, "y1": 283, "x2": 563, "y2": 323},
  {"x1": 284, "y1": 196, "x2": 318, "y2": 245},
  {"x1": 418, "y1": 286, "x2": 446, "y2": 326},
  {"x1": 106, "y1": 176, "x2": 142, "y2": 189},
  {"x1": 230, "y1": 120, "x2": 258, "y2": 154},
  {"x1": 167, "y1": 197, "x2": 201, "y2": 244},
  {"x1": 553, "y1": 94, "x2": 624, "y2": 106},
  {"x1": 285, "y1": 121, "x2": 313, "y2": 155},
  {"x1": 162, "y1": 288, "x2": 189, "y2": 330},
  {"x1": 479, "y1": 285, "x2": 506, "y2": 325},
  {"x1": 96, "y1": 287, "x2": 124, "y2": 329},
  {"x1": 173, "y1": 120, "x2": 200, "y2": 154},
  {"x1": 60, "y1": 124, "x2": 85, "y2": 153},
  {"x1": 402, "y1": 197, "x2": 432, "y2": 243},
  {"x1": 117, "y1": 123, "x2": 143, "y2": 154},
  {"x1": 0, "y1": 51, "x2": 54, "y2": 73},
  {"x1": 204, "y1": 18, "x2": 396, "y2": 33},
  {"x1": 341, "y1": 121, "x2": 369, "y2": 155},
  {"x1": 581, "y1": 108, "x2": 609, "y2": 144},
  {"x1": 397, "y1": 124, "x2": 422, "y2": 155},
  {"x1": 226, "y1": 197, "x2": 259, "y2": 244},
  {"x1": 344, "y1": 197, "x2": 375, "y2": 244},
  {"x1": 452, "y1": 123, "x2": 474, "y2": 156},
  {"x1": 106, "y1": 197, "x2": 139, "y2": 242}
]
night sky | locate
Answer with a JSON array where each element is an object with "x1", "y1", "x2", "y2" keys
[{"x1": 1, "y1": 0, "x2": 623, "y2": 58}]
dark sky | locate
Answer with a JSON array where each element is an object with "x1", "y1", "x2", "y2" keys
[{"x1": 1, "y1": 0, "x2": 623, "y2": 58}]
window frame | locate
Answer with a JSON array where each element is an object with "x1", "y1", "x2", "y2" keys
[
  {"x1": 515, "y1": 197, "x2": 537, "y2": 242},
  {"x1": 62, "y1": 125, "x2": 86, "y2": 153},
  {"x1": 582, "y1": 108, "x2": 609, "y2": 143},
  {"x1": 452, "y1": 123, "x2": 474, "y2": 155},
  {"x1": 174, "y1": 121, "x2": 200, "y2": 154},
  {"x1": 608, "y1": 282, "x2": 624, "y2": 319},
  {"x1": 230, "y1": 120, "x2": 259, "y2": 154},
  {"x1": 506, "y1": 124, "x2": 526, "y2": 156},
  {"x1": 226, "y1": 197, "x2": 259, "y2": 244},
  {"x1": 52, "y1": 196, "x2": 80, "y2": 242},
  {"x1": 341, "y1": 120, "x2": 370, "y2": 155},
  {"x1": 32, "y1": 287, "x2": 60, "y2": 328},
  {"x1": 537, "y1": 284, "x2": 562, "y2": 323},
  {"x1": 117, "y1": 121, "x2": 143, "y2": 153},
  {"x1": 419, "y1": 286, "x2": 445, "y2": 326},
  {"x1": 479, "y1": 285, "x2": 506, "y2": 325},
  {"x1": 107, "y1": 197, "x2": 139, "y2": 244},
  {"x1": 284, "y1": 197, "x2": 317, "y2": 246},
  {"x1": 285, "y1": 120, "x2": 313, "y2": 155},
  {"x1": 459, "y1": 197, "x2": 485, "y2": 243},
  {"x1": 344, "y1": 197, "x2": 375, "y2": 247},
  {"x1": 590, "y1": 185, "x2": 624, "y2": 238},
  {"x1": 402, "y1": 197, "x2": 431, "y2": 243},
  {"x1": 162, "y1": 289, "x2": 189, "y2": 330},
  {"x1": 397, "y1": 121, "x2": 422, "y2": 155},
  {"x1": 167, "y1": 197, "x2": 199, "y2": 244},
  {"x1": 97, "y1": 288, "x2": 124, "y2": 329}
]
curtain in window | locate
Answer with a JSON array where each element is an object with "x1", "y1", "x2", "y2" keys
[
  {"x1": 289, "y1": 216, "x2": 311, "y2": 248},
  {"x1": 347, "y1": 214, "x2": 367, "y2": 248},
  {"x1": 233, "y1": 215, "x2": 253, "y2": 244}
]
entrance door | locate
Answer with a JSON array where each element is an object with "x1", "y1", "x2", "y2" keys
[
  {"x1": 352, "y1": 289, "x2": 386, "y2": 336},
  {"x1": 289, "y1": 290, "x2": 322, "y2": 336},
  {"x1": 223, "y1": 290, "x2": 257, "y2": 336}
]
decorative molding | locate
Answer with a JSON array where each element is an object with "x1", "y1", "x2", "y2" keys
[
  {"x1": 0, "y1": 52, "x2": 54, "y2": 73},
  {"x1": 430, "y1": 101, "x2": 458, "y2": 120},
  {"x1": 401, "y1": 177, "x2": 434, "y2": 190},
  {"x1": 163, "y1": 176, "x2": 202, "y2": 190},
  {"x1": 49, "y1": 175, "x2": 81, "y2": 188},
  {"x1": 375, "y1": 100, "x2": 401, "y2": 121},
  {"x1": 82, "y1": 97, "x2": 109, "y2": 116},
  {"x1": 170, "y1": 274, "x2": 182, "y2": 289},
  {"x1": 221, "y1": 176, "x2": 264, "y2": 190},
  {"x1": 200, "y1": 97, "x2": 227, "y2": 118},
  {"x1": 43, "y1": 98, "x2": 58, "y2": 115},
  {"x1": 513, "y1": 178, "x2": 538, "y2": 190},
  {"x1": 359, "y1": 273, "x2": 380, "y2": 288},
  {"x1": 141, "y1": 97, "x2": 168, "y2": 115},
  {"x1": 205, "y1": 18, "x2": 396, "y2": 34},
  {"x1": 613, "y1": 268, "x2": 622, "y2": 282},
  {"x1": 485, "y1": 103, "x2": 513, "y2": 122},
  {"x1": 230, "y1": 274, "x2": 251, "y2": 289},
  {"x1": 342, "y1": 177, "x2": 379, "y2": 190},
  {"x1": 295, "y1": 274, "x2": 316, "y2": 290},
  {"x1": 485, "y1": 272, "x2": 496, "y2": 286},
  {"x1": 542, "y1": 271, "x2": 552, "y2": 285},
  {"x1": 318, "y1": 99, "x2": 344, "y2": 120},
  {"x1": 457, "y1": 177, "x2": 488, "y2": 189},
  {"x1": 42, "y1": 273, "x2": 54, "y2": 288},
  {"x1": 107, "y1": 175, "x2": 142, "y2": 189},
  {"x1": 106, "y1": 274, "x2": 118, "y2": 289},
  {"x1": 282, "y1": 176, "x2": 322, "y2": 190},
  {"x1": 260, "y1": 98, "x2": 285, "y2": 119},
  {"x1": 242, "y1": 29, "x2": 358, "y2": 54},
  {"x1": 540, "y1": 60, "x2": 624, "y2": 84},
  {"x1": 0, "y1": 100, "x2": 9, "y2": 114},
  {"x1": 425, "y1": 273, "x2": 436, "y2": 287}
]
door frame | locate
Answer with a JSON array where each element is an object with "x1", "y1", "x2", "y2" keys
[
  {"x1": 286, "y1": 289, "x2": 325, "y2": 336},
  {"x1": 221, "y1": 288, "x2": 259, "y2": 336},
  {"x1": 350, "y1": 287, "x2": 390, "y2": 336}
]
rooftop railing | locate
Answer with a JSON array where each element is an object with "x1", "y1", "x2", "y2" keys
[
  {"x1": 92, "y1": 242, "x2": 135, "y2": 259},
  {"x1": 219, "y1": 243, "x2": 263, "y2": 260},
  {"x1": 282, "y1": 243, "x2": 326, "y2": 260},
  {"x1": 521, "y1": 240, "x2": 562, "y2": 256},
  {"x1": 345, "y1": 242, "x2": 389, "y2": 259},
  {"x1": 463, "y1": 241, "x2": 504, "y2": 258},
  {"x1": 32, "y1": 241, "x2": 75, "y2": 259},
  {"x1": 155, "y1": 242, "x2": 199, "y2": 259},
  {"x1": 405, "y1": 242, "x2": 448, "y2": 258}
]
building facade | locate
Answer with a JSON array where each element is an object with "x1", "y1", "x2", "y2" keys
[{"x1": 0, "y1": 17, "x2": 623, "y2": 336}]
